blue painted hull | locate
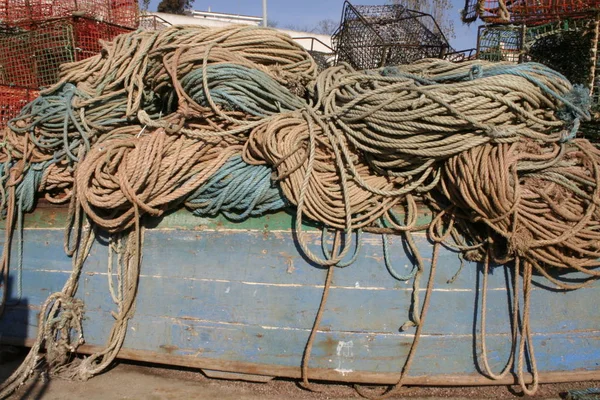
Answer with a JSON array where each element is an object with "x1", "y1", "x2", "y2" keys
[{"x1": 1, "y1": 211, "x2": 599, "y2": 384}]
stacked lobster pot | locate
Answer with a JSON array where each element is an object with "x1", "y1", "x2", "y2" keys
[
  {"x1": 0, "y1": 0, "x2": 139, "y2": 129},
  {"x1": 463, "y1": 0, "x2": 600, "y2": 140},
  {"x1": 464, "y1": 1, "x2": 600, "y2": 98}
]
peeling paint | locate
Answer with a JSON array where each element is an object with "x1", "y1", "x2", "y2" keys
[
  {"x1": 286, "y1": 259, "x2": 295, "y2": 274},
  {"x1": 335, "y1": 340, "x2": 354, "y2": 376},
  {"x1": 29, "y1": 270, "x2": 509, "y2": 292}
]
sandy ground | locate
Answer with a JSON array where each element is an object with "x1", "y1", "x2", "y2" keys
[{"x1": 0, "y1": 346, "x2": 597, "y2": 400}]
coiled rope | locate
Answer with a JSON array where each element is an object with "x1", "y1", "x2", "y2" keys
[{"x1": 0, "y1": 25, "x2": 596, "y2": 399}]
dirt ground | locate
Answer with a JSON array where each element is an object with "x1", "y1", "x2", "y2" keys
[{"x1": 0, "y1": 346, "x2": 598, "y2": 400}]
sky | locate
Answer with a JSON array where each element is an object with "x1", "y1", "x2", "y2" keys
[{"x1": 145, "y1": 0, "x2": 479, "y2": 51}]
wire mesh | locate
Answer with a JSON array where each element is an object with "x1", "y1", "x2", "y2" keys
[
  {"x1": 527, "y1": 20, "x2": 595, "y2": 87},
  {"x1": 477, "y1": 20, "x2": 599, "y2": 102},
  {"x1": 309, "y1": 51, "x2": 336, "y2": 72},
  {"x1": 463, "y1": 0, "x2": 600, "y2": 25},
  {"x1": 443, "y1": 48, "x2": 477, "y2": 62},
  {"x1": 579, "y1": 120, "x2": 600, "y2": 142},
  {"x1": 0, "y1": 0, "x2": 138, "y2": 29},
  {"x1": 477, "y1": 25, "x2": 522, "y2": 62},
  {"x1": 525, "y1": 18, "x2": 594, "y2": 42},
  {"x1": 525, "y1": 19, "x2": 599, "y2": 107},
  {"x1": 333, "y1": 1, "x2": 451, "y2": 70},
  {"x1": 0, "y1": 17, "x2": 132, "y2": 88},
  {"x1": 462, "y1": 0, "x2": 480, "y2": 23},
  {"x1": 478, "y1": 19, "x2": 595, "y2": 62},
  {"x1": 139, "y1": 14, "x2": 172, "y2": 31},
  {"x1": 0, "y1": 85, "x2": 39, "y2": 129}
]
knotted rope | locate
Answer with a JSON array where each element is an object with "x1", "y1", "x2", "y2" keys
[{"x1": 0, "y1": 25, "x2": 596, "y2": 399}]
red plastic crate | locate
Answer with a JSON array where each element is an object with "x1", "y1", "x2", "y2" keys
[
  {"x1": 0, "y1": 17, "x2": 132, "y2": 88},
  {"x1": 464, "y1": 0, "x2": 600, "y2": 24},
  {"x1": 0, "y1": 0, "x2": 139, "y2": 29},
  {"x1": 0, "y1": 85, "x2": 39, "y2": 129}
]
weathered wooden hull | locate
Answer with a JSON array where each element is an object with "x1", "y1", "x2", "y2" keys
[{"x1": 1, "y1": 208, "x2": 599, "y2": 385}]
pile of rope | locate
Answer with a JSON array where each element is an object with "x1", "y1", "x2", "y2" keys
[{"x1": 0, "y1": 24, "x2": 596, "y2": 399}]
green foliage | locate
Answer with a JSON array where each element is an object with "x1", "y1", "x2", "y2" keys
[{"x1": 157, "y1": 0, "x2": 194, "y2": 14}]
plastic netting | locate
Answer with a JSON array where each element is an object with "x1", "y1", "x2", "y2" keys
[
  {"x1": 0, "y1": 17, "x2": 132, "y2": 88},
  {"x1": 463, "y1": 0, "x2": 600, "y2": 25},
  {"x1": 110, "y1": 0, "x2": 139, "y2": 28},
  {"x1": 0, "y1": 0, "x2": 139, "y2": 29},
  {"x1": 0, "y1": 85, "x2": 38, "y2": 129},
  {"x1": 333, "y1": 1, "x2": 451, "y2": 70},
  {"x1": 74, "y1": 18, "x2": 133, "y2": 60},
  {"x1": 0, "y1": 19, "x2": 73, "y2": 87}
]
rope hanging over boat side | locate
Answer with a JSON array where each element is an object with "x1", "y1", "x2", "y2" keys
[{"x1": 0, "y1": 24, "x2": 597, "y2": 399}]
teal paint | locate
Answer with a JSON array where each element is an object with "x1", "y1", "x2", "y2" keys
[{"x1": 1, "y1": 218, "x2": 599, "y2": 380}]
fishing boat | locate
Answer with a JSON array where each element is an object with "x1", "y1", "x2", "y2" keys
[{"x1": 1, "y1": 204, "x2": 599, "y2": 387}]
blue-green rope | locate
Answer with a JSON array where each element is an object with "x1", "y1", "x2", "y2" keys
[
  {"x1": 320, "y1": 228, "x2": 362, "y2": 268},
  {"x1": 177, "y1": 63, "x2": 306, "y2": 117},
  {"x1": 3, "y1": 160, "x2": 52, "y2": 306},
  {"x1": 9, "y1": 83, "x2": 161, "y2": 163},
  {"x1": 380, "y1": 62, "x2": 591, "y2": 135},
  {"x1": 185, "y1": 154, "x2": 286, "y2": 220}
]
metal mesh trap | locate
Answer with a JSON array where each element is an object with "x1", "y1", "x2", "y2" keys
[
  {"x1": 477, "y1": 19, "x2": 599, "y2": 103},
  {"x1": 443, "y1": 48, "x2": 477, "y2": 62},
  {"x1": 477, "y1": 25, "x2": 523, "y2": 62},
  {"x1": 139, "y1": 14, "x2": 172, "y2": 31},
  {"x1": 463, "y1": 0, "x2": 600, "y2": 25},
  {"x1": 292, "y1": 37, "x2": 336, "y2": 72},
  {"x1": 332, "y1": 1, "x2": 451, "y2": 70}
]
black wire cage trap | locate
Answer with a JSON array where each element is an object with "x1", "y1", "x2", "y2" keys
[{"x1": 332, "y1": 1, "x2": 452, "y2": 70}]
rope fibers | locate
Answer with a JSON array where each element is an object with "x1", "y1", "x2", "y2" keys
[{"x1": 0, "y1": 24, "x2": 596, "y2": 399}]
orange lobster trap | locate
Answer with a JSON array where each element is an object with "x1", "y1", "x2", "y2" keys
[
  {"x1": 463, "y1": 0, "x2": 600, "y2": 25},
  {"x1": 0, "y1": 85, "x2": 39, "y2": 129},
  {"x1": 0, "y1": 17, "x2": 132, "y2": 88},
  {"x1": 0, "y1": 0, "x2": 139, "y2": 29}
]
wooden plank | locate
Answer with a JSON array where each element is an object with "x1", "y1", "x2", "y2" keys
[
  {"x1": 3, "y1": 335, "x2": 600, "y2": 386},
  {"x1": 9, "y1": 267, "x2": 600, "y2": 335},
  {"x1": 11, "y1": 207, "x2": 434, "y2": 232},
  {"x1": 4, "y1": 305, "x2": 600, "y2": 379},
  {"x1": 6, "y1": 230, "x2": 598, "y2": 333},
  {"x1": 11, "y1": 228, "x2": 566, "y2": 290},
  {"x1": 1, "y1": 209, "x2": 599, "y2": 383}
]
